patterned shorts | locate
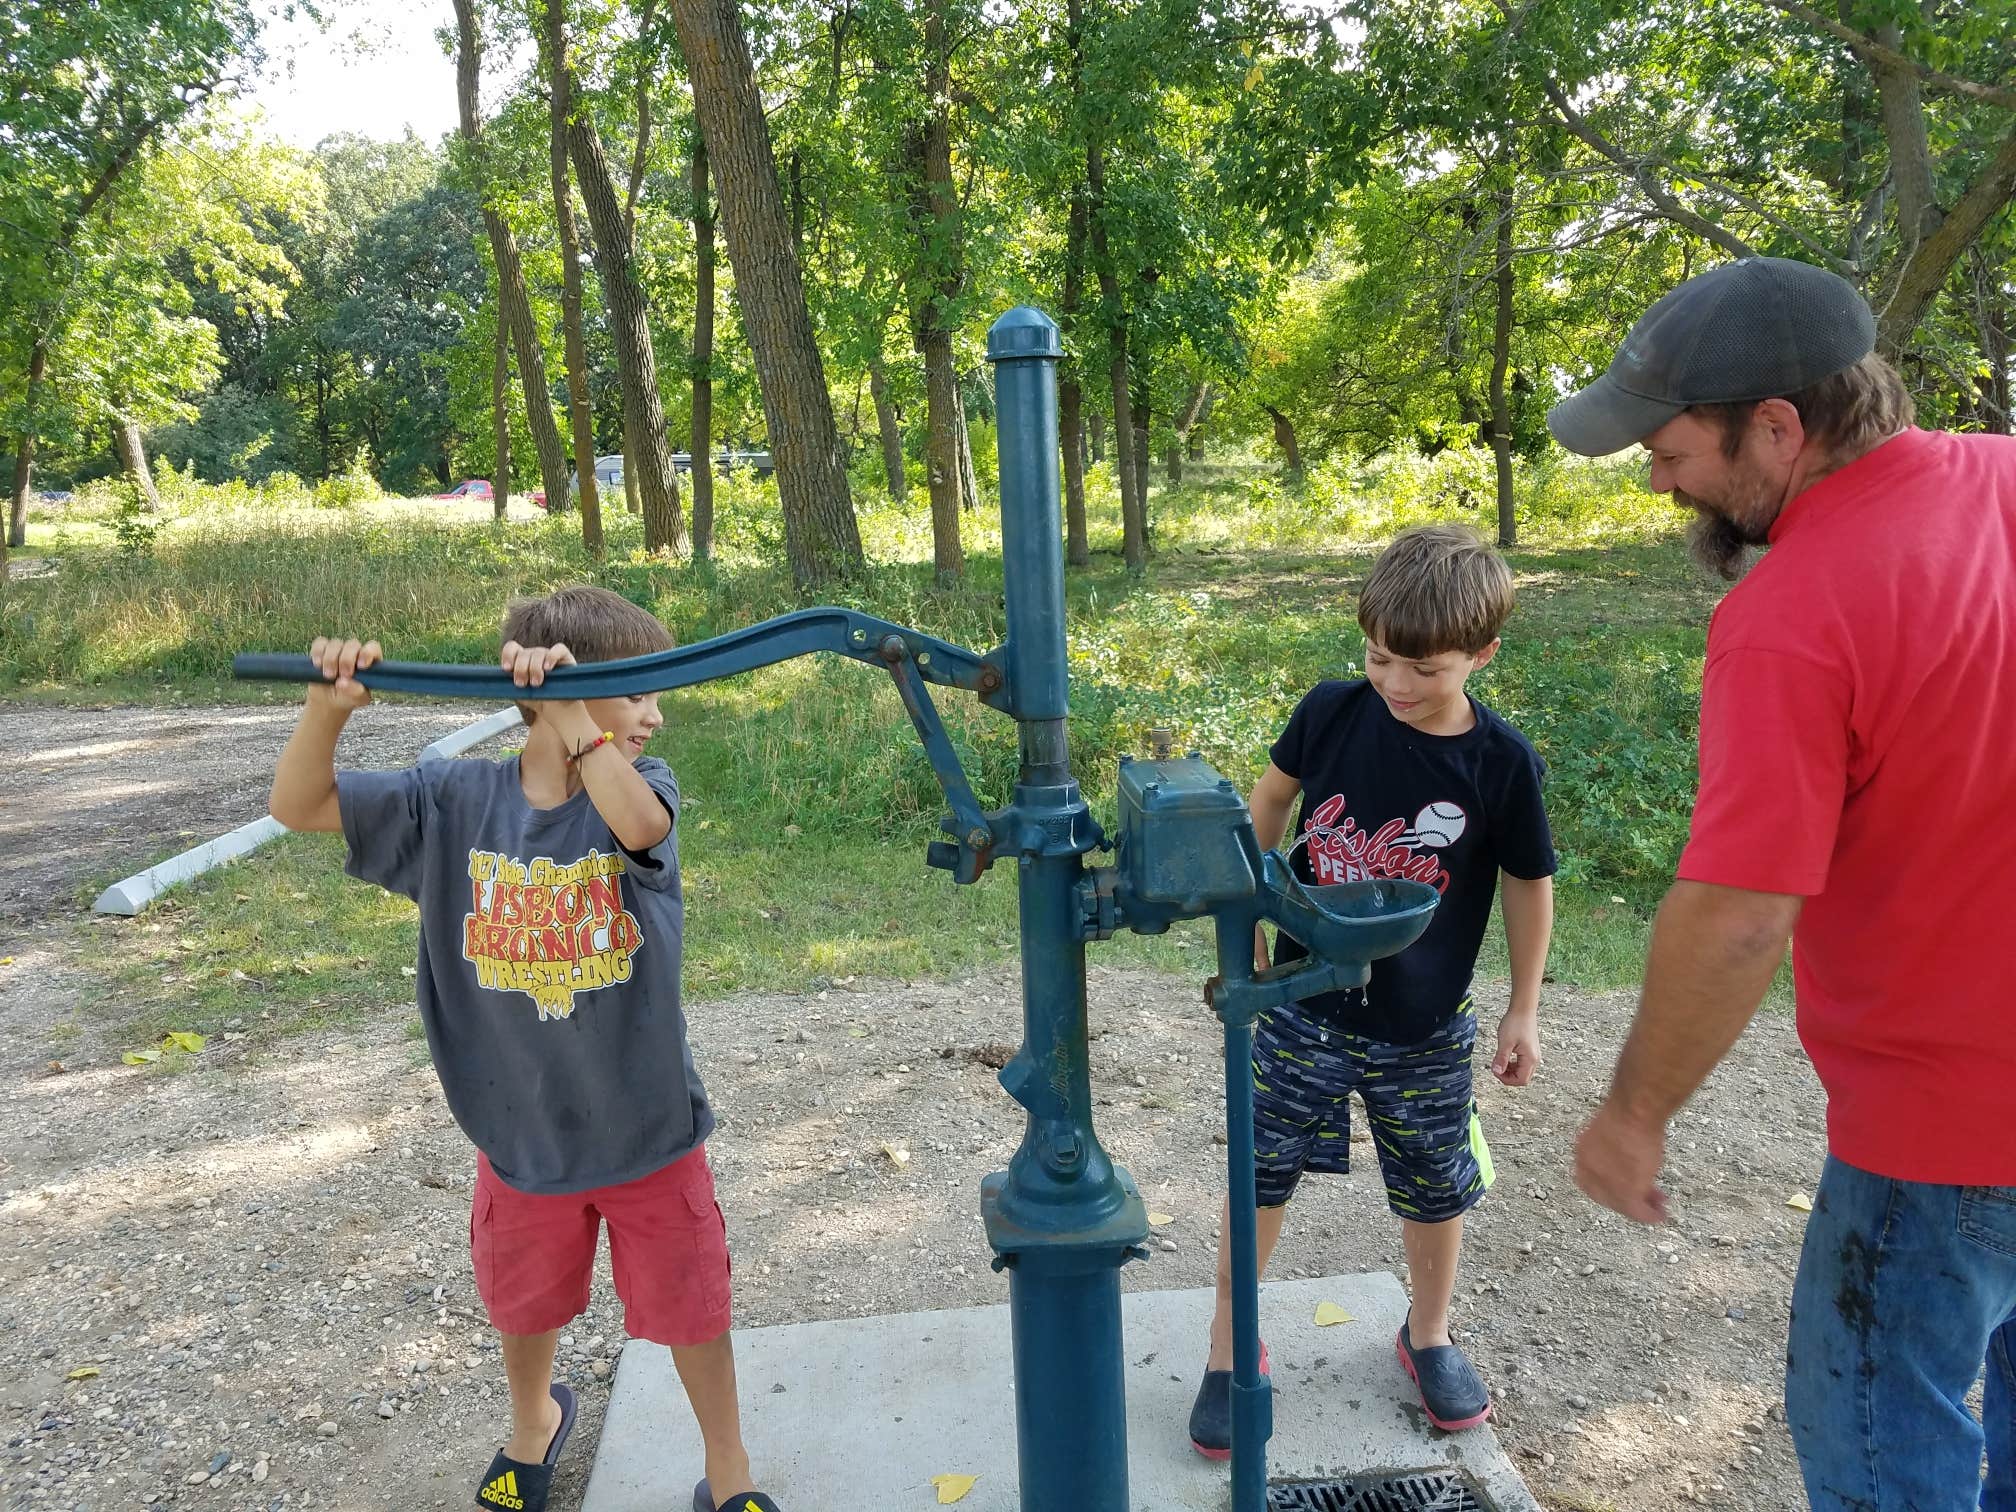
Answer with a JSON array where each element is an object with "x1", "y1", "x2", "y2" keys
[{"x1": 1250, "y1": 998, "x2": 1494, "y2": 1222}]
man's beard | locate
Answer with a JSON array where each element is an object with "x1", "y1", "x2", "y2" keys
[
  {"x1": 1683, "y1": 505, "x2": 1768, "y2": 581},
  {"x1": 1677, "y1": 463, "x2": 1783, "y2": 581}
]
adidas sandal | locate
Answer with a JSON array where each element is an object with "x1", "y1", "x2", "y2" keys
[
  {"x1": 692, "y1": 1479, "x2": 784, "y2": 1512},
  {"x1": 1187, "y1": 1341, "x2": 1272, "y2": 1461},
  {"x1": 474, "y1": 1382, "x2": 577, "y2": 1512}
]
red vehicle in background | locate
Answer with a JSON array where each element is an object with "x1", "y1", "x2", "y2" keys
[{"x1": 431, "y1": 479, "x2": 547, "y2": 508}]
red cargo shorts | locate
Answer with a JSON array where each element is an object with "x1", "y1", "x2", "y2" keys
[{"x1": 470, "y1": 1145, "x2": 732, "y2": 1347}]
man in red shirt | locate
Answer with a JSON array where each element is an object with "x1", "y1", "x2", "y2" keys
[{"x1": 1551, "y1": 256, "x2": 2016, "y2": 1512}]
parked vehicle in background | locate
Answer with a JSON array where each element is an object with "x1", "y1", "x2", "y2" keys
[
  {"x1": 432, "y1": 480, "x2": 492, "y2": 501},
  {"x1": 566, "y1": 455, "x2": 627, "y2": 501},
  {"x1": 570, "y1": 449, "x2": 775, "y2": 499},
  {"x1": 668, "y1": 449, "x2": 774, "y2": 479}
]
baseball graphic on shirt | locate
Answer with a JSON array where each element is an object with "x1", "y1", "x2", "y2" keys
[{"x1": 1410, "y1": 801, "x2": 1468, "y2": 848}]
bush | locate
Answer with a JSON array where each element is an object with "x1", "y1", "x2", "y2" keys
[
  {"x1": 313, "y1": 452, "x2": 382, "y2": 509},
  {"x1": 108, "y1": 482, "x2": 161, "y2": 560},
  {"x1": 259, "y1": 471, "x2": 310, "y2": 507}
]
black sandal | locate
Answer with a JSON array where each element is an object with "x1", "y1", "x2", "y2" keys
[
  {"x1": 692, "y1": 1478, "x2": 784, "y2": 1512},
  {"x1": 474, "y1": 1383, "x2": 578, "y2": 1512}
]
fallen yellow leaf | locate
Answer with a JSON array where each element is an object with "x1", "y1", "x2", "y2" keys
[
  {"x1": 165, "y1": 1031, "x2": 206, "y2": 1054},
  {"x1": 66, "y1": 1366, "x2": 100, "y2": 1381},
  {"x1": 1313, "y1": 1301, "x2": 1355, "y2": 1326},
  {"x1": 1147, "y1": 1212, "x2": 1176, "y2": 1227},
  {"x1": 881, "y1": 1142, "x2": 911, "y2": 1168},
  {"x1": 1786, "y1": 1192, "x2": 1813, "y2": 1213},
  {"x1": 931, "y1": 1473, "x2": 979, "y2": 1504},
  {"x1": 0, "y1": 956, "x2": 14, "y2": 966}
]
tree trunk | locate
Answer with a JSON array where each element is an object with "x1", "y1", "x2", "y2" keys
[
  {"x1": 491, "y1": 305, "x2": 511, "y2": 520},
  {"x1": 922, "y1": 331, "x2": 964, "y2": 583},
  {"x1": 620, "y1": 1, "x2": 656, "y2": 530},
  {"x1": 626, "y1": 0, "x2": 657, "y2": 238},
  {"x1": 1869, "y1": 30, "x2": 1939, "y2": 257},
  {"x1": 913, "y1": 4, "x2": 964, "y2": 586},
  {"x1": 545, "y1": 0, "x2": 602, "y2": 550},
  {"x1": 1164, "y1": 439, "x2": 1181, "y2": 486},
  {"x1": 314, "y1": 351, "x2": 333, "y2": 480},
  {"x1": 453, "y1": 0, "x2": 570, "y2": 518},
  {"x1": 1070, "y1": 0, "x2": 1141, "y2": 570},
  {"x1": 6, "y1": 108, "x2": 173, "y2": 568},
  {"x1": 1975, "y1": 245, "x2": 2012, "y2": 434},
  {"x1": 1489, "y1": 174, "x2": 1517, "y2": 549},
  {"x1": 114, "y1": 413, "x2": 160, "y2": 512},
  {"x1": 1876, "y1": 124, "x2": 2016, "y2": 357},
  {"x1": 954, "y1": 383, "x2": 980, "y2": 513},
  {"x1": 667, "y1": 0, "x2": 862, "y2": 586},
  {"x1": 868, "y1": 354, "x2": 906, "y2": 501},
  {"x1": 6, "y1": 337, "x2": 46, "y2": 553},
  {"x1": 690, "y1": 127, "x2": 717, "y2": 559},
  {"x1": 1089, "y1": 181, "x2": 1140, "y2": 568},
  {"x1": 569, "y1": 113, "x2": 685, "y2": 553},
  {"x1": 1060, "y1": 379, "x2": 1089, "y2": 567},
  {"x1": 1266, "y1": 406, "x2": 1303, "y2": 475},
  {"x1": 789, "y1": 151, "x2": 804, "y2": 249},
  {"x1": 1131, "y1": 382, "x2": 1151, "y2": 525},
  {"x1": 1175, "y1": 380, "x2": 1211, "y2": 467},
  {"x1": 1059, "y1": 185, "x2": 1090, "y2": 567},
  {"x1": 1088, "y1": 409, "x2": 1104, "y2": 463}
]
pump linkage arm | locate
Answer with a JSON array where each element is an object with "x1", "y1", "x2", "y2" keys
[{"x1": 235, "y1": 607, "x2": 1004, "y2": 884}]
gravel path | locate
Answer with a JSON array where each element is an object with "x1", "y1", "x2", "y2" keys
[{"x1": 0, "y1": 702, "x2": 518, "y2": 926}]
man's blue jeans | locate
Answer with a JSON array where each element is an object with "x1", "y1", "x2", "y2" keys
[{"x1": 1787, "y1": 1156, "x2": 2016, "y2": 1511}]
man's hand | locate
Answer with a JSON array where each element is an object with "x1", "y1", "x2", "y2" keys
[
  {"x1": 1490, "y1": 1009, "x2": 1541, "y2": 1086},
  {"x1": 1574, "y1": 1100, "x2": 1670, "y2": 1224},
  {"x1": 308, "y1": 637, "x2": 381, "y2": 713}
]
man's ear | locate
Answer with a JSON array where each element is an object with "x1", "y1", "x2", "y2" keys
[{"x1": 1752, "y1": 397, "x2": 1808, "y2": 463}]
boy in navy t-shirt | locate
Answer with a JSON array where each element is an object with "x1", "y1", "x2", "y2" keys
[{"x1": 1189, "y1": 525, "x2": 1557, "y2": 1453}]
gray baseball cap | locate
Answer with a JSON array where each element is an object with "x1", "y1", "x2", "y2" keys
[{"x1": 1548, "y1": 257, "x2": 1876, "y2": 457}]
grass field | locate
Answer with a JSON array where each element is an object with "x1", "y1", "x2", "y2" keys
[{"x1": 11, "y1": 446, "x2": 1732, "y2": 1041}]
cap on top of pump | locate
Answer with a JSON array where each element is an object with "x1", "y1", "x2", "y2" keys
[{"x1": 987, "y1": 306, "x2": 1062, "y2": 362}]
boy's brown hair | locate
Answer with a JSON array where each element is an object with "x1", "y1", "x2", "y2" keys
[
  {"x1": 501, "y1": 585, "x2": 675, "y2": 723},
  {"x1": 1356, "y1": 525, "x2": 1514, "y2": 658}
]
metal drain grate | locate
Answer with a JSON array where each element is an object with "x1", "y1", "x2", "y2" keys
[{"x1": 1267, "y1": 1469, "x2": 1492, "y2": 1512}]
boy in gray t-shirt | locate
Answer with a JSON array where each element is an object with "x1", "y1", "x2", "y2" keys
[{"x1": 269, "y1": 586, "x2": 782, "y2": 1512}]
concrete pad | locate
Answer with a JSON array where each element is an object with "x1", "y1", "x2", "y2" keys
[{"x1": 583, "y1": 1272, "x2": 1537, "y2": 1512}]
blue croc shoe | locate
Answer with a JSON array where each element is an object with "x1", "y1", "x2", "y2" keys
[
  {"x1": 1394, "y1": 1317, "x2": 1491, "y2": 1431},
  {"x1": 1187, "y1": 1341, "x2": 1272, "y2": 1460}
]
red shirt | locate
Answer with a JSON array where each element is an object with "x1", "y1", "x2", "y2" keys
[{"x1": 1678, "y1": 427, "x2": 2016, "y2": 1185}]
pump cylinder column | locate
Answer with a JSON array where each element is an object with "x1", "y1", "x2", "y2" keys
[{"x1": 982, "y1": 307, "x2": 1146, "y2": 1512}]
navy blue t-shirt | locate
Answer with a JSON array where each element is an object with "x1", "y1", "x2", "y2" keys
[{"x1": 1268, "y1": 680, "x2": 1556, "y2": 1044}]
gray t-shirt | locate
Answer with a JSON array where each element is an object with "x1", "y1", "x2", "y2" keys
[{"x1": 337, "y1": 755, "x2": 712, "y2": 1194}]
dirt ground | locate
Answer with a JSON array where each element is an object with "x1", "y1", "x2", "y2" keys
[{"x1": 0, "y1": 702, "x2": 1829, "y2": 1512}]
